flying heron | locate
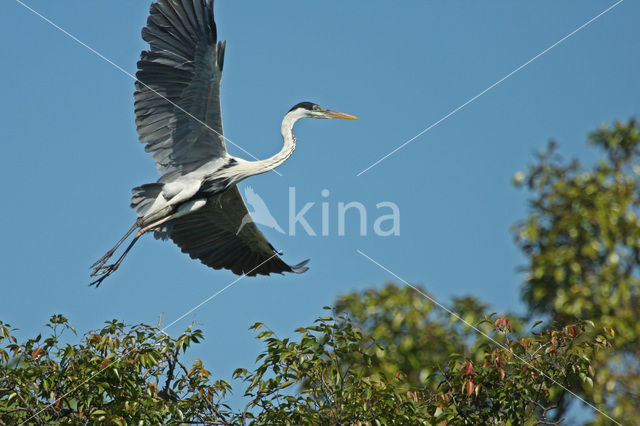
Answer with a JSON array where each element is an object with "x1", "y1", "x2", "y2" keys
[{"x1": 90, "y1": 0, "x2": 357, "y2": 286}]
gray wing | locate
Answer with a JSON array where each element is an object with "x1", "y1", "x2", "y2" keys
[
  {"x1": 167, "y1": 187, "x2": 310, "y2": 276},
  {"x1": 135, "y1": 0, "x2": 227, "y2": 177}
]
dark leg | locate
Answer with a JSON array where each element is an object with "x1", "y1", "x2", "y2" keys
[
  {"x1": 90, "y1": 234, "x2": 142, "y2": 287},
  {"x1": 89, "y1": 214, "x2": 175, "y2": 287},
  {"x1": 90, "y1": 221, "x2": 140, "y2": 270}
]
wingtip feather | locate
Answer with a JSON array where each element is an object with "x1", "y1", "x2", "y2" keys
[{"x1": 291, "y1": 259, "x2": 311, "y2": 274}]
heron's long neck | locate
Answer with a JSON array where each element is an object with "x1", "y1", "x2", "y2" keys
[{"x1": 240, "y1": 110, "x2": 303, "y2": 177}]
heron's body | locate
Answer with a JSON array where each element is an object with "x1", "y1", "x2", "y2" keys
[
  {"x1": 90, "y1": 0, "x2": 356, "y2": 286},
  {"x1": 132, "y1": 107, "x2": 303, "y2": 229}
]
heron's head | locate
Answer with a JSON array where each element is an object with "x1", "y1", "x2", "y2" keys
[{"x1": 288, "y1": 102, "x2": 358, "y2": 120}]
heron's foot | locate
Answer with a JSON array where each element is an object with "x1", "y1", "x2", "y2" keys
[
  {"x1": 90, "y1": 262, "x2": 119, "y2": 277},
  {"x1": 89, "y1": 263, "x2": 120, "y2": 287},
  {"x1": 90, "y1": 249, "x2": 116, "y2": 269},
  {"x1": 89, "y1": 274, "x2": 109, "y2": 287}
]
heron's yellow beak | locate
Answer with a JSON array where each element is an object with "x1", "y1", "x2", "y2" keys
[{"x1": 325, "y1": 110, "x2": 358, "y2": 120}]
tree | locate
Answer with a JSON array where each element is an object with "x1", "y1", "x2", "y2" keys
[
  {"x1": 0, "y1": 315, "x2": 232, "y2": 424},
  {"x1": 332, "y1": 284, "x2": 490, "y2": 390},
  {"x1": 1, "y1": 304, "x2": 609, "y2": 424},
  {"x1": 334, "y1": 285, "x2": 613, "y2": 424},
  {"x1": 513, "y1": 120, "x2": 640, "y2": 422}
]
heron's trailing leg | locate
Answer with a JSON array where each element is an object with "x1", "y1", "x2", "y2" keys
[
  {"x1": 90, "y1": 221, "x2": 141, "y2": 270},
  {"x1": 90, "y1": 214, "x2": 175, "y2": 287},
  {"x1": 90, "y1": 205, "x2": 173, "y2": 271}
]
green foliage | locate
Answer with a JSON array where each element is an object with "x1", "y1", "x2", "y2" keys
[
  {"x1": 514, "y1": 120, "x2": 640, "y2": 422},
  {"x1": 331, "y1": 285, "x2": 609, "y2": 425},
  {"x1": 333, "y1": 284, "x2": 492, "y2": 390},
  {"x1": 1, "y1": 305, "x2": 610, "y2": 425},
  {"x1": 237, "y1": 310, "x2": 432, "y2": 424},
  {"x1": 0, "y1": 315, "x2": 231, "y2": 425}
]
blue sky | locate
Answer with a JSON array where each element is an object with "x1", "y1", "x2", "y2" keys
[{"x1": 1, "y1": 0, "x2": 638, "y2": 415}]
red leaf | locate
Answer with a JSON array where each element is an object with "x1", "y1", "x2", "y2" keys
[
  {"x1": 395, "y1": 370, "x2": 407, "y2": 380},
  {"x1": 101, "y1": 358, "x2": 110, "y2": 370},
  {"x1": 466, "y1": 380, "x2": 474, "y2": 396},
  {"x1": 493, "y1": 357, "x2": 502, "y2": 369},
  {"x1": 464, "y1": 362, "x2": 473, "y2": 376},
  {"x1": 31, "y1": 347, "x2": 43, "y2": 360},
  {"x1": 495, "y1": 318, "x2": 510, "y2": 329}
]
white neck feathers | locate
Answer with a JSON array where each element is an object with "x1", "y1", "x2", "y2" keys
[{"x1": 233, "y1": 108, "x2": 307, "y2": 180}]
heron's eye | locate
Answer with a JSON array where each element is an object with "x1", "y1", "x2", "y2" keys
[{"x1": 312, "y1": 105, "x2": 321, "y2": 111}]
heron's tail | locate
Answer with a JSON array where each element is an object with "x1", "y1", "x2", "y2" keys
[{"x1": 131, "y1": 183, "x2": 164, "y2": 217}]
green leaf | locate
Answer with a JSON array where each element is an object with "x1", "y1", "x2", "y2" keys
[{"x1": 249, "y1": 322, "x2": 264, "y2": 331}]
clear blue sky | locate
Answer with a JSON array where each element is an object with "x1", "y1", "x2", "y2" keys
[{"x1": 1, "y1": 0, "x2": 638, "y2": 414}]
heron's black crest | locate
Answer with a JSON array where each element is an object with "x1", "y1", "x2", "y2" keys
[{"x1": 289, "y1": 102, "x2": 318, "y2": 112}]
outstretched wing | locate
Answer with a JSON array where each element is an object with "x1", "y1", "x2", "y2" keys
[
  {"x1": 167, "y1": 187, "x2": 310, "y2": 276},
  {"x1": 135, "y1": 0, "x2": 227, "y2": 177}
]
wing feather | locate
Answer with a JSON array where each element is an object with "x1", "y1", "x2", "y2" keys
[
  {"x1": 156, "y1": 1, "x2": 195, "y2": 43},
  {"x1": 180, "y1": 0, "x2": 199, "y2": 33},
  {"x1": 167, "y1": 187, "x2": 309, "y2": 276},
  {"x1": 135, "y1": 0, "x2": 227, "y2": 178},
  {"x1": 191, "y1": 0, "x2": 208, "y2": 31}
]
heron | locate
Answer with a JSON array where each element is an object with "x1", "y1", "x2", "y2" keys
[{"x1": 90, "y1": 0, "x2": 357, "y2": 286}]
